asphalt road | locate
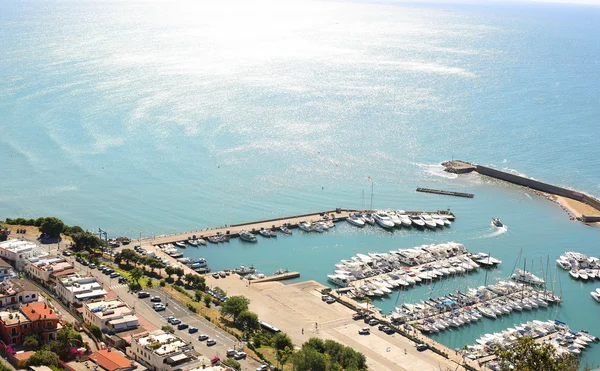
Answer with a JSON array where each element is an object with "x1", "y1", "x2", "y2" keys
[{"x1": 70, "y1": 258, "x2": 264, "y2": 371}]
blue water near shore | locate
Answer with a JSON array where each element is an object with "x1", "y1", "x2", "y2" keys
[{"x1": 1, "y1": 0, "x2": 600, "y2": 367}]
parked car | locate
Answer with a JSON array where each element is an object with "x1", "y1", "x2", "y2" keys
[
  {"x1": 206, "y1": 339, "x2": 216, "y2": 346},
  {"x1": 326, "y1": 297, "x2": 336, "y2": 304},
  {"x1": 188, "y1": 327, "x2": 198, "y2": 334},
  {"x1": 109, "y1": 272, "x2": 120, "y2": 278},
  {"x1": 153, "y1": 303, "x2": 166, "y2": 311},
  {"x1": 198, "y1": 334, "x2": 209, "y2": 341},
  {"x1": 379, "y1": 325, "x2": 393, "y2": 334},
  {"x1": 177, "y1": 323, "x2": 189, "y2": 330},
  {"x1": 62, "y1": 251, "x2": 72, "y2": 256},
  {"x1": 104, "y1": 269, "x2": 114, "y2": 275},
  {"x1": 226, "y1": 349, "x2": 236, "y2": 357},
  {"x1": 81, "y1": 260, "x2": 89, "y2": 266},
  {"x1": 321, "y1": 294, "x2": 330, "y2": 301},
  {"x1": 256, "y1": 365, "x2": 269, "y2": 371},
  {"x1": 363, "y1": 316, "x2": 372, "y2": 324},
  {"x1": 118, "y1": 277, "x2": 128, "y2": 284},
  {"x1": 358, "y1": 327, "x2": 370, "y2": 335},
  {"x1": 368, "y1": 318, "x2": 379, "y2": 326},
  {"x1": 150, "y1": 296, "x2": 162, "y2": 302},
  {"x1": 168, "y1": 317, "x2": 181, "y2": 325},
  {"x1": 137, "y1": 291, "x2": 150, "y2": 299},
  {"x1": 416, "y1": 343, "x2": 428, "y2": 351},
  {"x1": 233, "y1": 352, "x2": 247, "y2": 360}
]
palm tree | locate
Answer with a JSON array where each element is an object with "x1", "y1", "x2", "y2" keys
[{"x1": 363, "y1": 297, "x2": 372, "y2": 311}]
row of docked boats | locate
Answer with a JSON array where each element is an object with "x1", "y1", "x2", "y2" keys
[
  {"x1": 391, "y1": 281, "x2": 561, "y2": 328},
  {"x1": 464, "y1": 320, "x2": 597, "y2": 368},
  {"x1": 346, "y1": 210, "x2": 452, "y2": 230},
  {"x1": 556, "y1": 251, "x2": 600, "y2": 281},
  {"x1": 239, "y1": 225, "x2": 293, "y2": 243},
  {"x1": 298, "y1": 219, "x2": 335, "y2": 233},
  {"x1": 328, "y1": 243, "x2": 502, "y2": 295}
]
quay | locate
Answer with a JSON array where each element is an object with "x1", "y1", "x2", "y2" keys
[
  {"x1": 416, "y1": 187, "x2": 474, "y2": 198},
  {"x1": 442, "y1": 160, "x2": 600, "y2": 223},
  {"x1": 144, "y1": 208, "x2": 457, "y2": 247},
  {"x1": 251, "y1": 271, "x2": 300, "y2": 283}
]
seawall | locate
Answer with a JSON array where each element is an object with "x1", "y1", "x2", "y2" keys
[{"x1": 442, "y1": 160, "x2": 600, "y2": 222}]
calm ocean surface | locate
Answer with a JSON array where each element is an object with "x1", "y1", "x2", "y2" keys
[{"x1": 1, "y1": 0, "x2": 599, "y2": 367}]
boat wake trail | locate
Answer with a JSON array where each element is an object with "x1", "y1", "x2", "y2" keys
[
  {"x1": 470, "y1": 225, "x2": 509, "y2": 240},
  {"x1": 415, "y1": 163, "x2": 458, "y2": 179}
]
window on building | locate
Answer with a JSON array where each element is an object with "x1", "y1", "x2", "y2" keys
[
  {"x1": 23, "y1": 324, "x2": 27, "y2": 329},
  {"x1": 47, "y1": 321, "x2": 53, "y2": 328},
  {"x1": 11, "y1": 328, "x2": 17, "y2": 336},
  {"x1": 11, "y1": 337, "x2": 16, "y2": 344}
]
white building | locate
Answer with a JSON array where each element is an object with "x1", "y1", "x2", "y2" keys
[
  {"x1": 130, "y1": 330, "x2": 199, "y2": 371},
  {"x1": 55, "y1": 274, "x2": 107, "y2": 306},
  {"x1": 83, "y1": 299, "x2": 138, "y2": 333},
  {"x1": 0, "y1": 278, "x2": 40, "y2": 309},
  {"x1": 0, "y1": 240, "x2": 43, "y2": 271},
  {"x1": 25, "y1": 257, "x2": 74, "y2": 285}
]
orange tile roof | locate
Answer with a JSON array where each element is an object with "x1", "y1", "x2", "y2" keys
[
  {"x1": 20, "y1": 302, "x2": 59, "y2": 321},
  {"x1": 13, "y1": 351, "x2": 35, "y2": 361},
  {"x1": 90, "y1": 349, "x2": 132, "y2": 371}
]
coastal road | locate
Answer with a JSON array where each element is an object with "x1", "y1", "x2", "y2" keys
[{"x1": 70, "y1": 259, "x2": 263, "y2": 371}]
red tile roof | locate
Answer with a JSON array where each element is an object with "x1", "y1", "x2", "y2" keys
[
  {"x1": 50, "y1": 268, "x2": 78, "y2": 277},
  {"x1": 20, "y1": 302, "x2": 59, "y2": 321},
  {"x1": 90, "y1": 349, "x2": 132, "y2": 371}
]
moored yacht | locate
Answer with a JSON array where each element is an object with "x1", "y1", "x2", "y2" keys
[
  {"x1": 347, "y1": 214, "x2": 366, "y2": 227},
  {"x1": 175, "y1": 241, "x2": 186, "y2": 248},
  {"x1": 239, "y1": 230, "x2": 257, "y2": 243},
  {"x1": 373, "y1": 212, "x2": 395, "y2": 229},
  {"x1": 419, "y1": 214, "x2": 437, "y2": 229},
  {"x1": 409, "y1": 215, "x2": 426, "y2": 228},
  {"x1": 511, "y1": 269, "x2": 545, "y2": 285}
]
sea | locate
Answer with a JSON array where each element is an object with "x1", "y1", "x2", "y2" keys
[{"x1": 1, "y1": 0, "x2": 600, "y2": 368}]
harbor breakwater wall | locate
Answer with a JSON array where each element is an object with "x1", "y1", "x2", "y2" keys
[{"x1": 443, "y1": 160, "x2": 600, "y2": 222}]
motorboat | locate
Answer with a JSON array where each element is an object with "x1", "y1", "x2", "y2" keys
[
  {"x1": 175, "y1": 241, "x2": 186, "y2": 248},
  {"x1": 207, "y1": 236, "x2": 220, "y2": 244},
  {"x1": 347, "y1": 214, "x2": 366, "y2": 227},
  {"x1": 360, "y1": 213, "x2": 375, "y2": 225},
  {"x1": 259, "y1": 229, "x2": 271, "y2": 238},
  {"x1": 239, "y1": 230, "x2": 257, "y2": 243},
  {"x1": 579, "y1": 270, "x2": 589, "y2": 281},
  {"x1": 419, "y1": 214, "x2": 437, "y2": 229},
  {"x1": 511, "y1": 269, "x2": 545, "y2": 285},
  {"x1": 409, "y1": 215, "x2": 425, "y2": 228},
  {"x1": 492, "y1": 218, "x2": 503, "y2": 228},
  {"x1": 188, "y1": 239, "x2": 199, "y2": 247},
  {"x1": 191, "y1": 258, "x2": 208, "y2": 269},
  {"x1": 429, "y1": 214, "x2": 445, "y2": 227},
  {"x1": 234, "y1": 265, "x2": 256, "y2": 276},
  {"x1": 556, "y1": 258, "x2": 571, "y2": 270},
  {"x1": 328, "y1": 274, "x2": 352, "y2": 287},
  {"x1": 280, "y1": 226, "x2": 292, "y2": 235},
  {"x1": 397, "y1": 212, "x2": 412, "y2": 227},
  {"x1": 569, "y1": 269, "x2": 579, "y2": 279},
  {"x1": 388, "y1": 212, "x2": 403, "y2": 227},
  {"x1": 373, "y1": 212, "x2": 395, "y2": 229},
  {"x1": 298, "y1": 222, "x2": 312, "y2": 232},
  {"x1": 592, "y1": 291, "x2": 600, "y2": 303}
]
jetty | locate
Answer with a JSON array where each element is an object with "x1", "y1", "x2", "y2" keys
[
  {"x1": 250, "y1": 271, "x2": 300, "y2": 283},
  {"x1": 144, "y1": 208, "x2": 457, "y2": 247},
  {"x1": 416, "y1": 188, "x2": 474, "y2": 198},
  {"x1": 442, "y1": 160, "x2": 600, "y2": 223}
]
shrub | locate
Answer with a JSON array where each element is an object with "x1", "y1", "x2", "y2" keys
[
  {"x1": 222, "y1": 358, "x2": 241, "y2": 370},
  {"x1": 160, "y1": 280, "x2": 166, "y2": 287},
  {"x1": 186, "y1": 303, "x2": 197, "y2": 313},
  {"x1": 89, "y1": 325, "x2": 103, "y2": 339}
]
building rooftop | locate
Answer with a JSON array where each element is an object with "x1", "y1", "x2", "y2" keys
[
  {"x1": 86, "y1": 300, "x2": 134, "y2": 320},
  {"x1": 0, "y1": 240, "x2": 36, "y2": 253},
  {"x1": 89, "y1": 349, "x2": 134, "y2": 371},
  {"x1": 0, "y1": 278, "x2": 38, "y2": 298},
  {"x1": 135, "y1": 331, "x2": 190, "y2": 357},
  {"x1": 20, "y1": 302, "x2": 59, "y2": 321},
  {"x1": 0, "y1": 310, "x2": 30, "y2": 326},
  {"x1": 29, "y1": 257, "x2": 73, "y2": 272}
]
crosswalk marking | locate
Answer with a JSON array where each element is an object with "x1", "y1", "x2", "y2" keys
[{"x1": 109, "y1": 283, "x2": 128, "y2": 289}]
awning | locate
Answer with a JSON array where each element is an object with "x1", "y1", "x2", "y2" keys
[
  {"x1": 75, "y1": 289, "x2": 107, "y2": 300},
  {"x1": 166, "y1": 354, "x2": 188, "y2": 363}
]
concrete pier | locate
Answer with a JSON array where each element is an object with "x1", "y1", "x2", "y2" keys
[
  {"x1": 250, "y1": 271, "x2": 300, "y2": 283},
  {"x1": 144, "y1": 208, "x2": 457, "y2": 247},
  {"x1": 416, "y1": 187, "x2": 474, "y2": 198},
  {"x1": 443, "y1": 160, "x2": 600, "y2": 224}
]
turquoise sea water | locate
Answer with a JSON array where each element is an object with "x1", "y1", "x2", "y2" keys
[{"x1": 1, "y1": 0, "x2": 600, "y2": 367}]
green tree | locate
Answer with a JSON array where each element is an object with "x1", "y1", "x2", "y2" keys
[
  {"x1": 494, "y1": 336, "x2": 579, "y2": 371},
  {"x1": 165, "y1": 266, "x2": 175, "y2": 280},
  {"x1": 23, "y1": 335, "x2": 39, "y2": 350},
  {"x1": 161, "y1": 325, "x2": 174, "y2": 333},
  {"x1": 119, "y1": 249, "x2": 138, "y2": 265},
  {"x1": 34, "y1": 217, "x2": 45, "y2": 227},
  {"x1": 237, "y1": 310, "x2": 260, "y2": 331},
  {"x1": 25, "y1": 350, "x2": 61, "y2": 368},
  {"x1": 184, "y1": 273, "x2": 196, "y2": 286},
  {"x1": 220, "y1": 296, "x2": 250, "y2": 323},
  {"x1": 204, "y1": 293, "x2": 212, "y2": 307},
  {"x1": 72, "y1": 231, "x2": 104, "y2": 251},
  {"x1": 195, "y1": 290, "x2": 204, "y2": 302},
  {"x1": 40, "y1": 217, "x2": 65, "y2": 238},
  {"x1": 160, "y1": 279, "x2": 166, "y2": 287},
  {"x1": 273, "y1": 332, "x2": 294, "y2": 351},
  {"x1": 130, "y1": 267, "x2": 144, "y2": 283},
  {"x1": 146, "y1": 277, "x2": 153, "y2": 288},
  {"x1": 175, "y1": 267, "x2": 185, "y2": 281},
  {"x1": 293, "y1": 346, "x2": 328, "y2": 371},
  {"x1": 277, "y1": 346, "x2": 294, "y2": 370},
  {"x1": 89, "y1": 325, "x2": 102, "y2": 339}
]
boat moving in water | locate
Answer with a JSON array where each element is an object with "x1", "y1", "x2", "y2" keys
[{"x1": 492, "y1": 218, "x2": 504, "y2": 228}]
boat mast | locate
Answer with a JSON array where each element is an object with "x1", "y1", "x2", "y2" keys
[
  {"x1": 370, "y1": 181, "x2": 374, "y2": 210},
  {"x1": 362, "y1": 189, "x2": 365, "y2": 210}
]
